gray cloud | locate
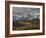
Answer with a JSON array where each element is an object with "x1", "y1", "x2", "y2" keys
[{"x1": 13, "y1": 7, "x2": 40, "y2": 16}]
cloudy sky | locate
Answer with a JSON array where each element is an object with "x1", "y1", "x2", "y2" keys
[{"x1": 13, "y1": 7, "x2": 40, "y2": 17}]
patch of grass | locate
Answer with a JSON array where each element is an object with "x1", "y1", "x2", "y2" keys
[{"x1": 13, "y1": 19, "x2": 40, "y2": 30}]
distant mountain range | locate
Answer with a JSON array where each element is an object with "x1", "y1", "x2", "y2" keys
[{"x1": 13, "y1": 13, "x2": 40, "y2": 21}]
